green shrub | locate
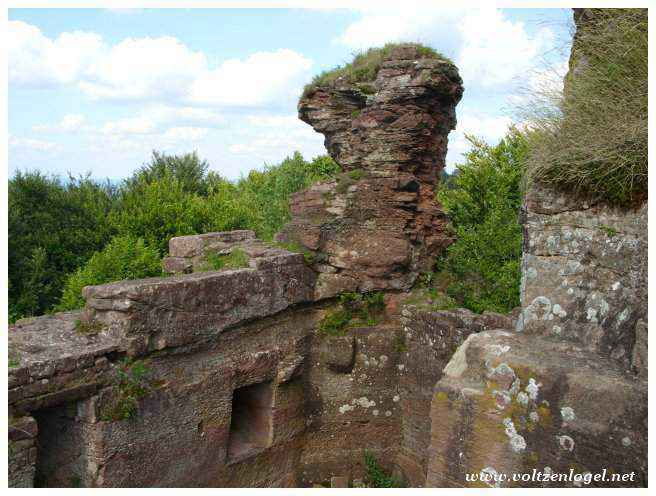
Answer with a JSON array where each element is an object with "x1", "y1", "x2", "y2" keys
[
  {"x1": 525, "y1": 9, "x2": 647, "y2": 205},
  {"x1": 8, "y1": 172, "x2": 117, "y2": 318},
  {"x1": 10, "y1": 151, "x2": 340, "y2": 319},
  {"x1": 436, "y1": 128, "x2": 527, "y2": 314},
  {"x1": 57, "y1": 235, "x2": 162, "y2": 311}
]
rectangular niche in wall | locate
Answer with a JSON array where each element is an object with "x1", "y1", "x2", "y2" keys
[{"x1": 227, "y1": 381, "x2": 274, "y2": 463}]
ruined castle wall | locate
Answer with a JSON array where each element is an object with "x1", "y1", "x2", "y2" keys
[
  {"x1": 518, "y1": 184, "x2": 647, "y2": 370},
  {"x1": 396, "y1": 306, "x2": 514, "y2": 486},
  {"x1": 299, "y1": 323, "x2": 404, "y2": 485}
]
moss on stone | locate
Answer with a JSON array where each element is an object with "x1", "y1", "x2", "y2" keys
[{"x1": 74, "y1": 318, "x2": 105, "y2": 336}]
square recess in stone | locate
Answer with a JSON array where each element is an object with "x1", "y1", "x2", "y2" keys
[{"x1": 227, "y1": 381, "x2": 273, "y2": 464}]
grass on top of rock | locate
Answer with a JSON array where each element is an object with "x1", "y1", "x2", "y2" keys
[
  {"x1": 303, "y1": 42, "x2": 451, "y2": 96},
  {"x1": 74, "y1": 318, "x2": 105, "y2": 336},
  {"x1": 523, "y1": 9, "x2": 647, "y2": 206},
  {"x1": 319, "y1": 291, "x2": 385, "y2": 336},
  {"x1": 271, "y1": 240, "x2": 317, "y2": 265},
  {"x1": 199, "y1": 248, "x2": 250, "y2": 272}
]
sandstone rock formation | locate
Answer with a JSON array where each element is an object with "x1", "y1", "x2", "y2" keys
[{"x1": 277, "y1": 44, "x2": 463, "y2": 297}]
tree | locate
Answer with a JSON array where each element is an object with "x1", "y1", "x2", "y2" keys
[{"x1": 436, "y1": 128, "x2": 528, "y2": 313}]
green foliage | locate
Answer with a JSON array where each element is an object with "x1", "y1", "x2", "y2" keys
[
  {"x1": 348, "y1": 169, "x2": 364, "y2": 181},
  {"x1": 8, "y1": 172, "x2": 117, "y2": 319},
  {"x1": 109, "y1": 172, "x2": 215, "y2": 254},
  {"x1": 598, "y1": 225, "x2": 618, "y2": 237},
  {"x1": 363, "y1": 450, "x2": 405, "y2": 488},
  {"x1": 318, "y1": 291, "x2": 386, "y2": 336},
  {"x1": 125, "y1": 150, "x2": 220, "y2": 196},
  {"x1": 436, "y1": 128, "x2": 527, "y2": 314},
  {"x1": 57, "y1": 236, "x2": 162, "y2": 311},
  {"x1": 305, "y1": 42, "x2": 451, "y2": 96},
  {"x1": 231, "y1": 152, "x2": 341, "y2": 240},
  {"x1": 9, "y1": 151, "x2": 340, "y2": 319},
  {"x1": 525, "y1": 9, "x2": 647, "y2": 205},
  {"x1": 99, "y1": 359, "x2": 151, "y2": 422}
]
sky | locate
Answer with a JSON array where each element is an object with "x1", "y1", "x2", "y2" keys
[{"x1": 8, "y1": 7, "x2": 573, "y2": 181}]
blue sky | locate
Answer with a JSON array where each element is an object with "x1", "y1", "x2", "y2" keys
[{"x1": 8, "y1": 7, "x2": 573, "y2": 180}]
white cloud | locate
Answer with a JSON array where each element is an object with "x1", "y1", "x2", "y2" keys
[
  {"x1": 147, "y1": 105, "x2": 226, "y2": 127},
  {"x1": 335, "y1": 7, "x2": 554, "y2": 88},
  {"x1": 9, "y1": 135, "x2": 61, "y2": 152},
  {"x1": 456, "y1": 9, "x2": 554, "y2": 87},
  {"x1": 33, "y1": 113, "x2": 87, "y2": 133},
  {"x1": 9, "y1": 21, "x2": 104, "y2": 87},
  {"x1": 10, "y1": 21, "x2": 313, "y2": 107},
  {"x1": 445, "y1": 112, "x2": 513, "y2": 171},
  {"x1": 228, "y1": 113, "x2": 325, "y2": 162},
  {"x1": 162, "y1": 127, "x2": 209, "y2": 142},
  {"x1": 79, "y1": 36, "x2": 207, "y2": 101},
  {"x1": 188, "y1": 49, "x2": 313, "y2": 106},
  {"x1": 101, "y1": 116, "x2": 157, "y2": 135},
  {"x1": 337, "y1": 7, "x2": 463, "y2": 51}
]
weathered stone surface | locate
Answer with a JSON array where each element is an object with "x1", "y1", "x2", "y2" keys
[
  {"x1": 396, "y1": 305, "x2": 512, "y2": 486},
  {"x1": 278, "y1": 44, "x2": 462, "y2": 295},
  {"x1": 8, "y1": 415, "x2": 38, "y2": 488},
  {"x1": 162, "y1": 230, "x2": 291, "y2": 275},
  {"x1": 8, "y1": 311, "x2": 119, "y2": 414},
  {"x1": 299, "y1": 323, "x2": 404, "y2": 486},
  {"x1": 84, "y1": 247, "x2": 316, "y2": 355},
  {"x1": 33, "y1": 307, "x2": 319, "y2": 488},
  {"x1": 427, "y1": 331, "x2": 647, "y2": 487},
  {"x1": 518, "y1": 184, "x2": 647, "y2": 367}
]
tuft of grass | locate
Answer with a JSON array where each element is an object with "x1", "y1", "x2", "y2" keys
[
  {"x1": 99, "y1": 359, "x2": 151, "y2": 422},
  {"x1": 522, "y1": 9, "x2": 647, "y2": 206},
  {"x1": 363, "y1": 450, "x2": 405, "y2": 488},
  {"x1": 271, "y1": 240, "x2": 317, "y2": 265},
  {"x1": 318, "y1": 291, "x2": 386, "y2": 336},
  {"x1": 202, "y1": 247, "x2": 250, "y2": 271},
  {"x1": 74, "y1": 318, "x2": 105, "y2": 336},
  {"x1": 303, "y1": 42, "x2": 451, "y2": 97},
  {"x1": 348, "y1": 169, "x2": 365, "y2": 181}
]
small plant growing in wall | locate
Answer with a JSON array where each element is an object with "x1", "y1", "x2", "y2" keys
[
  {"x1": 318, "y1": 291, "x2": 386, "y2": 335},
  {"x1": 598, "y1": 225, "x2": 618, "y2": 238},
  {"x1": 99, "y1": 359, "x2": 152, "y2": 422},
  {"x1": 363, "y1": 450, "x2": 405, "y2": 488}
]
